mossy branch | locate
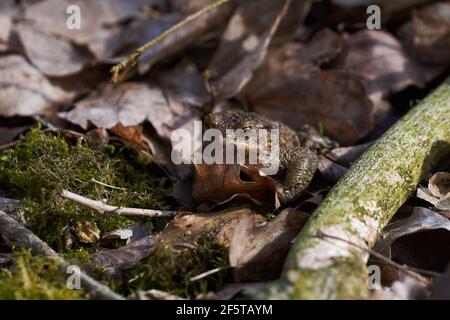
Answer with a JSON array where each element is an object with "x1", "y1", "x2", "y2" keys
[
  {"x1": 111, "y1": 0, "x2": 233, "y2": 83},
  {"x1": 260, "y1": 77, "x2": 450, "y2": 299}
]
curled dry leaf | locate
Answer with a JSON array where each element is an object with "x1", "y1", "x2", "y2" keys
[
  {"x1": 0, "y1": 55, "x2": 74, "y2": 117},
  {"x1": 192, "y1": 164, "x2": 279, "y2": 209},
  {"x1": 428, "y1": 172, "x2": 450, "y2": 199},
  {"x1": 110, "y1": 123, "x2": 151, "y2": 154},
  {"x1": 416, "y1": 172, "x2": 450, "y2": 211},
  {"x1": 229, "y1": 208, "x2": 309, "y2": 282},
  {"x1": 399, "y1": 2, "x2": 450, "y2": 66}
]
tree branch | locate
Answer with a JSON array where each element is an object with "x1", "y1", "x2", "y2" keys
[{"x1": 259, "y1": 77, "x2": 450, "y2": 299}]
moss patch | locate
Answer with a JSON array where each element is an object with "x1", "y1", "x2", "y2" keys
[
  {"x1": 0, "y1": 250, "x2": 84, "y2": 300},
  {"x1": 0, "y1": 129, "x2": 170, "y2": 251},
  {"x1": 125, "y1": 235, "x2": 229, "y2": 298}
]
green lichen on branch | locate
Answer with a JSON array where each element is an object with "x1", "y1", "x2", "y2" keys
[
  {"x1": 0, "y1": 129, "x2": 170, "y2": 251},
  {"x1": 0, "y1": 250, "x2": 84, "y2": 300},
  {"x1": 261, "y1": 77, "x2": 450, "y2": 299}
]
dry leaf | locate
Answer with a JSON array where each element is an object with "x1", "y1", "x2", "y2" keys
[
  {"x1": 207, "y1": 0, "x2": 295, "y2": 100},
  {"x1": 337, "y1": 30, "x2": 443, "y2": 125},
  {"x1": 91, "y1": 207, "x2": 264, "y2": 273},
  {"x1": 242, "y1": 65, "x2": 373, "y2": 145},
  {"x1": 229, "y1": 208, "x2": 309, "y2": 282},
  {"x1": 138, "y1": 1, "x2": 234, "y2": 74},
  {"x1": 24, "y1": 0, "x2": 156, "y2": 44},
  {"x1": 192, "y1": 164, "x2": 279, "y2": 209},
  {"x1": 375, "y1": 207, "x2": 450, "y2": 272},
  {"x1": 59, "y1": 83, "x2": 171, "y2": 136},
  {"x1": 0, "y1": 55, "x2": 74, "y2": 117},
  {"x1": 416, "y1": 172, "x2": 450, "y2": 211},
  {"x1": 91, "y1": 235, "x2": 160, "y2": 274},
  {"x1": 399, "y1": 2, "x2": 450, "y2": 65},
  {"x1": 16, "y1": 23, "x2": 92, "y2": 77},
  {"x1": 110, "y1": 124, "x2": 151, "y2": 154}
]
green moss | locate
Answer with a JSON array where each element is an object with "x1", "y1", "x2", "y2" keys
[
  {"x1": 0, "y1": 250, "x2": 84, "y2": 300},
  {"x1": 0, "y1": 129, "x2": 170, "y2": 251},
  {"x1": 125, "y1": 235, "x2": 229, "y2": 298}
]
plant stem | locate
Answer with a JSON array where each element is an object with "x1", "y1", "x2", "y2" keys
[{"x1": 111, "y1": 0, "x2": 233, "y2": 83}]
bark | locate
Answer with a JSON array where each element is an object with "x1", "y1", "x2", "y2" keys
[
  {"x1": 0, "y1": 210, "x2": 124, "y2": 300},
  {"x1": 262, "y1": 77, "x2": 450, "y2": 299}
]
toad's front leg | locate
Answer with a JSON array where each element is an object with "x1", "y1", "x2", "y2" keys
[{"x1": 277, "y1": 147, "x2": 318, "y2": 204}]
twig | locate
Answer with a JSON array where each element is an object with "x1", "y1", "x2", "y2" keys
[
  {"x1": 60, "y1": 190, "x2": 179, "y2": 218},
  {"x1": 0, "y1": 210, "x2": 124, "y2": 300},
  {"x1": 111, "y1": 0, "x2": 233, "y2": 83},
  {"x1": 189, "y1": 267, "x2": 227, "y2": 282},
  {"x1": 314, "y1": 231, "x2": 430, "y2": 285},
  {"x1": 89, "y1": 178, "x2": 127, "y2": 191}
]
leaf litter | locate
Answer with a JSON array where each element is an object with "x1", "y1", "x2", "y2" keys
[{"x1": 0, "y1": 0, "x2": 449, "y2": 300}]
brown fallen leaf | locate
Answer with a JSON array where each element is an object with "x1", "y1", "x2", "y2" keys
[
  {"x1": 337, "y1": 30, "x2": 444, "y2": 125},
  {"x1": 325, "y1": 142, "x2": 373, "y2": 166},
  {"x1": 15, "y1": 23, "x2": 92, "y2": 77},
  {"x1": 206, "y1": 0, "x2": 297, "y2": 100},
  {"x1": 317, "y1": 154, "x2": 348, "y2": 183},
  {"x1": 23, "y1": 0, "x2": 156, "y2": 45},
  {"x1": 137, "y1": 0, "x2": 234, "y2": 74},
  {"x1": 110, "y1": 123, "x2": 151, "y2": 154},
  {"x1": 192, "y1": 163, "x2": 279, "y2": 209},
  {"x1": 59, "y1": 83, "x2": 172, "y2": 136},
  {"x1": 0, "y1": 54, "x2": 74, "y2": 117},
  {"x1": 229, "y1": 207, "x2": 309, "y2": 282},
  {"x1": 242, "y1": 67, "x2": 373, "y2": 145},
  {"x1": 374, "y1": 207, "x2": 450, "y2": 273},
  {"x1": 399, "y1": 2, "x2": 450, "y2": 66}
]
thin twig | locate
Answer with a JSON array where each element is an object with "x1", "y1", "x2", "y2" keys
[
  {"x1": 111, "y1": 0, "x2": 233, "y2": 83},
  {"x1": 89, "y1": 178, "x2": 127, "y2": 191},
  {"x1": 60, "y1": 190, "x2": 179, "y2": 218},
  {"x1": 189, "y1": 267, "x2": 227, "y2": 282},
  {"x1": 314, "y1": 231, "x2": 431, "y2": 285}
]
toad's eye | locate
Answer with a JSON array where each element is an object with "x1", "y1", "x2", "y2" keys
[{"x1": 240, "y1": 121, "x2": 256, "y2": 132}]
